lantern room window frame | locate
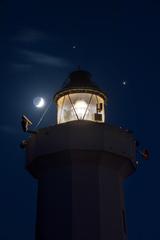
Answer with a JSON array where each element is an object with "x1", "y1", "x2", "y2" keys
[{"x1": 55, "y1": 88, "x2": 107, "y2": 124}]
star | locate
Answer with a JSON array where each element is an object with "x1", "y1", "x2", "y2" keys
[{"x1": 122, "y1": 80, "x2": 127, "y2": 86}]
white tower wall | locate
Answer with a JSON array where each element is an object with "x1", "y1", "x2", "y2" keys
[{"x1": 26, "y1": 121, "x2": 136, "y2": 240}]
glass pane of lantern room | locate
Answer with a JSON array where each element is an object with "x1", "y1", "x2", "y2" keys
[
  {"x1": 96, "y1": 95, "x2": 105, "y2": 122},
  {"x1": 57, "y1": 95, "x2": 77, "y2": 124},
  {"x1": 69, "y1": 93, "x2": 91, "y2": 120}
]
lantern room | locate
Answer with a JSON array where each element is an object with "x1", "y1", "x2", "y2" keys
[{"x1": 54, "y1": 70, "x2": 107, "y2": 124}]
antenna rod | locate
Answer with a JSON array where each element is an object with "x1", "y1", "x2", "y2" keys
[{"x1": 34, "y1": 100, "x2": 52, "y2": 129}]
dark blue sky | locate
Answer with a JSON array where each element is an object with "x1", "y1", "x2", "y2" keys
[{"x1": 0, "y1": 0, "x2": 160, "y2": 239}]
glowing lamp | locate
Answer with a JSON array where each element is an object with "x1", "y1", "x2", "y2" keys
[
  {"x1": 74, "y1": 100, "x2": 88, "y2": 119},
  {"x1": 54, "y1": 70, "x2": 107, "y2": 124}
]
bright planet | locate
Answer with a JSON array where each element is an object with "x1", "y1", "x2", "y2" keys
[{"x1": 33, "y1": 97, "x2": 45, "y2": 108}]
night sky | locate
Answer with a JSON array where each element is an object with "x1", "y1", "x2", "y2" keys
[{"x1": 0, "y1": 1, "x2": 160, "y2": 239}]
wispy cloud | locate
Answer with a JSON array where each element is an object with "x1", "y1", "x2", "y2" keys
[
  {"x1": 0, "y1": 125, "x2": 19, "y2": 135},
  {"x1": 21, "y1": 50, "x2": 72, "y2": 68},
  {"x1": 13, "y1": 29, "x2": 48, "y2": 43}
]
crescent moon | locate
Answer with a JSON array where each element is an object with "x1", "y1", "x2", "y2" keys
[
  {"x1": 36, "y1": 98, "x2": 44, "y2": 108},
  {"x1": 33, "y1": 97, "x2": 45, "y2": 108}
]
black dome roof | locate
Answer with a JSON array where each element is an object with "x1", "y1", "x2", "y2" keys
[{"x1": 54, "y1": 70, "x2": 107, "y2": 101}]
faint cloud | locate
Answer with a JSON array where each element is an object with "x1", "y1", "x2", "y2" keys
[
  {"x1": 11, "y1": 63, "x2": 32, "y2": 71},
  {"x1": 13, "y1": 29, "x2": 47, "y2": 43},
  {"x1": 0, "y1": 125, "x2": 19, "y2": 135},
  {"x1": 21, "y1": 50, "x2": 72, "y2": 68}
]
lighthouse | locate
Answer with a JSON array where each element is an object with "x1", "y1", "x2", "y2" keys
[{"x1": 25, "y1": 69, "x2": 136, "y2": 240}]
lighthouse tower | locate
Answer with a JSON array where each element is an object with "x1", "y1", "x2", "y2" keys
[{"x1": 25, "y1": 70, "x2": 136, "y2": 240}]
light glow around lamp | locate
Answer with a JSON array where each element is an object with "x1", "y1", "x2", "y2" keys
[{"x1": 74, "y1": 100, "x2": 88, "y2": 119}]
